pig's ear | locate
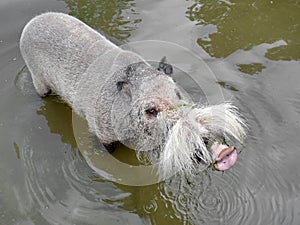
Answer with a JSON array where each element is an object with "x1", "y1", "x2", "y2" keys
[
  {"x1": 116, "y1": 81, "x2": 132, "y2": 100},
  {"x1": 157, "y1": 56, "x2": 173, "y2": 76}
]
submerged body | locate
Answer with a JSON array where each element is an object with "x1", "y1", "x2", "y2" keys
[{"x1": 20, "y1": 13, "x2": 246, "y2": 178}]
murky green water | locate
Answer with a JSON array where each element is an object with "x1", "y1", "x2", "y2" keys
[{"x1": 1, "y1": 0, "x2": 300, "y2": 224}]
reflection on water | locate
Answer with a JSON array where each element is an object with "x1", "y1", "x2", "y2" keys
[
  {"x1": 217, "y1": 81, "x2": 238, "y2": 91},
  {"x1": 22, "y1": 135, "x2": 144, "y2": 225},
  {"x1": 37, "y1": 96, "x2": 77, "y2": 148},
  {"x1": 237, "y1": 63, "x2": 266, "y2": 75},
  {"x1": 65, "y1": 0, "x2": 141, "y2": 41},
  {"x1": 186, "y1": 0, "x2": 300, "y2": 60}
]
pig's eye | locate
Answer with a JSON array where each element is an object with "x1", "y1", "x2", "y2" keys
[{"x1": 145, "y1": 108, "x2": 158, "y2": 117}]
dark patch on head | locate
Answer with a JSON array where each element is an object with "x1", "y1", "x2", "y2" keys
[
  {"x1": 125, "y1": 62, "x2": 149, "y2": 77},
  {"x1": 116, "y1": 81, "x2": 128, "y2": 91},
  {"x1": 125, "y1": 64, "x2": 135, "y2": 76},
  {"x1": 116, "y1": 80, "x2": 132, "y2": 100}
]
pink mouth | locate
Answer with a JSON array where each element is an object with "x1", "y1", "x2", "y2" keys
[{"x1": 211, "y1": 143, "x2": 238, "y2": 171}]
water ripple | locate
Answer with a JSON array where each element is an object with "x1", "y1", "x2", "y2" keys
[
  {"x1": 14, "y1": 66, "x2": 36, "y2": 96},
  {"x1": 22, "y1": 137, "x2": 143, "y2": 225},
  {"x1": 143, "y1": 199, "x2": 158, "y2": 214},
  {"x1": 159, "y1": 87, "x2": 296, "y2": 225}
]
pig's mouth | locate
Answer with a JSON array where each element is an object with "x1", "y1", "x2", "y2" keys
[{"x1": 195, "y1": 139, "x2": 238, "y2": 171}]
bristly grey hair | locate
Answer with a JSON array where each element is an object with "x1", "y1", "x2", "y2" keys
[{"x1": 135, "y1": 102, "x2": 246, "y2": 179}]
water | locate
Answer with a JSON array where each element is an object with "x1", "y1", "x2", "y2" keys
[{"x1": 1, "y1": 0, "x2": 300, "y2": 224}]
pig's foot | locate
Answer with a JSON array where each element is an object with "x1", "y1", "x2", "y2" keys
[{"x1": 103, "y1": 142, "x2": 117, "y2": 153}]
